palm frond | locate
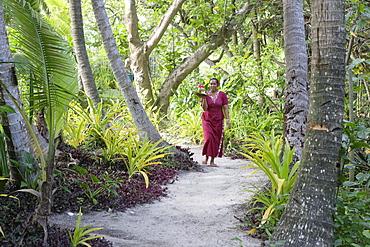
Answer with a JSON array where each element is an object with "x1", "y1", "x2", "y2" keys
[
  {"x1": 44, "y1": 0, "x2": 72, "y2": 38},
  {"x1": 3, "y1": 0, "x2": 78, "y2": 137},
  {"x1": 26, "y1": 0, "x2": 50, "y2": 13}
]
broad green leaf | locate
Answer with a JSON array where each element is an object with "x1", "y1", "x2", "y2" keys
[
  {"x1": 0, "y1": 105, "x2": 15, "y2": 114},
  {"x1": 363, "y1": 230, "x2": 370, "y2": 239},
  {"x1": 342, "y1": 181, "x2": 359, "y2": 187},
  {"x1": 72, "y1": 165, "x2": 88, "y2": 175},
  {"x1": 89, "y1": 174, "x2": 100, "y2": 183}
]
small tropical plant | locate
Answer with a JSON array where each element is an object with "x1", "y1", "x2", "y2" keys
[
  {"x1": 148, "y1": 106, "x2": 169, "y2": 130},
  {"x1": 121, "y1": 131, "x2": 173, "y2": 188},
  {"x1": 69, "y1": 208, "x2": 104, "y2": 247},
  {"x1": 64, "y1": 117, "x2": 87, "y2": 148},
  {"x1": 11, "y1": 150, "x2": 41, "y2": 190},
  {"x1": 63, "y1": 164, "x2": 123, "y2": 205},
  {"x1": 224, "y1": 106, "x2": 283, "y2": 156},
  {"x1": 239, "y1": 131, "x2": 300, "y2": 224},
  {"x1": 66, "y1": 99, "x2": 132, "y2": 147},
  {"x1": 95, "y1": 126, "x2": 133, "y2": 163}
]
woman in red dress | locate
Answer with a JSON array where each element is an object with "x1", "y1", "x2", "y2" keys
[{"x1": 199, "y1": 78, "x2": 230, "y2": 167}]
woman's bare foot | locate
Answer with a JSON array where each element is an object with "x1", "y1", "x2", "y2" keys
[
  {"x1": 202, "y1": 161, "x2": 207, "y2": 165},
  {"x1": 209, "y1": 157, "x2": 217, "y2": 167}
]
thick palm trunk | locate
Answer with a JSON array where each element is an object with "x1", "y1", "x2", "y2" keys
[
  {"x1": 70, "y1": 0, "x2": 101, "y2": 106},
  {"x1": 282, "y1": 0, "x2": 309, "y2": 163},
  {"x1": 91, "y1": 0, "x2": 164, "y2": 144},
  {"x1": 0, "y1": 5, "x2": 33, "y2": 187},
  {"x1": 269, "y1": 0, "x2": 346, "y2": 246}
]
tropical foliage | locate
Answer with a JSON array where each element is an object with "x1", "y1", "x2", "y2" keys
[
  {"x1": 0, "y1": 0, "x2": 369, "y2": 245},
  {"x1": 238, "y1": 132, "x2": 300, "y2": 238},
  {"x1": 68, "y1": 208, "x2": 104, "y2": 247}
]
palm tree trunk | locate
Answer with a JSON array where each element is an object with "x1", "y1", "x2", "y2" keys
[
  {"x1": 91, "y1": 0, "x2": 164, "y2": 144},
  {"x1": 269, "y1": 0, "x2": 346, "y2": 245},
  {"x1": 70, "y1": 0, "x2": 101, "y2": 106},
  {"x1": 282, "y1": 0, "x2": 309, "y2": 163}
]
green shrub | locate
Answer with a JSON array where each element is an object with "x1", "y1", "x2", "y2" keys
[
  {"x1": 121, "y1": 131, "x2": 173, "y2": 188},
  {"x1": 170, "y1": 107, "x2": 203, "y2": 145},
  {"x1": 334, "y1": 176, "x2": 370, "y2": 247},
  {"x1": 239, "y1": 132, "x2": 299, "y2": 229}
]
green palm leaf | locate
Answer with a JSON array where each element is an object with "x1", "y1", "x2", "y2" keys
[{"x1": 3, "y1": 0, "x2": 78, "y2": 138}]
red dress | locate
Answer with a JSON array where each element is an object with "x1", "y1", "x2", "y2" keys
[{"x1": 201, "y1": 91, "x2": 229, "y2": 158}]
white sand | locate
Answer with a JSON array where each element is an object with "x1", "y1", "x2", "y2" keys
[{"x1": 50, "y1": 145, "x2": 267, "y2": 247}]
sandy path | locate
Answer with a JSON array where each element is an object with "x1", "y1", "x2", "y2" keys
[{"x1": 50, "y1": 145, "x2": 267, "y2": 247}]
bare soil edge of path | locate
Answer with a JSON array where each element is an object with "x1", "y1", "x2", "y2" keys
[{"x1": 50, "y1": 144, "x2": 267, "y2": 247}]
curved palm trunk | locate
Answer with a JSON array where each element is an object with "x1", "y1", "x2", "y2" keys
[
  {"x1": 70, "y1": 0, "x2": 101, "y2": 106},
  {"x1": 269, "y1": 0, "x2": 346, "y2": 246},
  {"x1": 91, "y1": 0, "x2": 164, "y2": 144},
  {"x1": 282, "y1": 0, "x2": 309, "y2": 163},
  {"x1": 0, "y1": 5, "x2": 33, "y2": 187}
]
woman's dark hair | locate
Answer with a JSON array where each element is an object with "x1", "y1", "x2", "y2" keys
[
  {"x1": 210, "y1": 78, "x2": 220, "y2": 86},
  {"x1": 210, "y1": 78, "x2": 218, "y2": 83}
]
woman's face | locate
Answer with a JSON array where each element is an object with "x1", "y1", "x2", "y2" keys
[{"x1": 210, "y1": 80, "x2": 218, "y2": 91}]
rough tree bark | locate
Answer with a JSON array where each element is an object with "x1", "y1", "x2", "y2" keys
[
  {"x1": 0, "y1": 5, "x2": 33, "y2": 187},
  {"x1": 282, "y1": 0, "x2": 309, "y2": 163},
  {"x1": 268, "y1": 0, "x2": 346, "y2": 246},
  {"x1": 124, "y1": 0, "x2": 186, "y2": 108},
  {"x1": 91, "y1": 0, "x2": 164, "y2": 144},
  {"x1": 70, "y1": 0, "x2": 101, "y2": 106}
]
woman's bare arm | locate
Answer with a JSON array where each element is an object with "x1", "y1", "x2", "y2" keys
[
  {"x1": 201, "y1": 97, "x2": 208, "y2": 111},
  {"x1": 223, "y1": 104, "x2": 231, "y2": 128}
]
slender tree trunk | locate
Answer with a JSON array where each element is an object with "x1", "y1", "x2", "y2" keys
[
  {"x1": 346, "y1": 33, "x2": 355, "y2": 181},
  {"x1": 269, "y1": 0, "x2": 346, "y2": 246},
  {"x1": 35, "y1": 141, "x2": 56, "y2": 245},
  {"x1": 282, "y1": 0, "x2": 309, "y2": 163},
  {"x1": 0, "y1": 5, "x2": 33, "y2": 187},
  {"x1": 91, "y1": 0, "x2": 164, "y2": 144},
  {"x1": 252, "y1": 14, "x2": 264, "y2": 105},
  {"x1": 70, "y1": 0, "x2": 101, "y2": 106}
]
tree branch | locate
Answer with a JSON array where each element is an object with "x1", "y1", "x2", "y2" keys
[
  {"x1": 147, "y1": 0, "x2": 186, "y2": 53},
  {"x1": 124, "y1": 0, "x2": 141, "y2": 45}
]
